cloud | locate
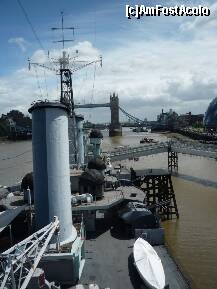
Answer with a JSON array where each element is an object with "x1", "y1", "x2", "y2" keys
[
  {"x1": 8, "y1": 37, "x2": 28, "y2": 52},
  {"x1": 2, "y1": 1, "x2": 217, "y2": 123},
  {"x1": 180, "y1": 2, "x2": 217, "y2": 32},
  {"x1": 1, "y1": 37, "x2": 215, "y2": 121},
  {"x1": 165, "y1": 75, "x2": 217, "y2": 102}
]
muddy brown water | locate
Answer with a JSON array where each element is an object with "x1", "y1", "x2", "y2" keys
[
  {"x1": 102, "y1": 128, "x2": 217, "y2": 289},
  {"x1": 0, "y1": 128, "x2": 217, "y2": 288}
]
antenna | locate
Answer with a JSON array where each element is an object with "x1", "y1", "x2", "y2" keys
[
  {"x1": 28, "y1": 13, "x2": 102, "y2": 167},
  {"x1": 51, "y1": 11, "x2": 75, "y2": 49},
  {"x1": 28, "y1": 12, "x2": 102, "y2": 121},
  {"x1": 27, "y1": 12, "x2": 103, "y2": 169}
]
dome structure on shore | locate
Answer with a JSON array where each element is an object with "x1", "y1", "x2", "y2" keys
[{"x1": 204, "y1": 97, "x2": 217, "y2": 130}]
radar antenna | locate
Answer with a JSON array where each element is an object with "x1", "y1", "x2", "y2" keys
[{"x1": 51, "y1": 11, "x2": 75, "y2": 49}]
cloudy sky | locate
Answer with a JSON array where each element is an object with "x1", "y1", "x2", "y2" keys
[{"x1": 0, "y1": 0, "x2": 217, "y2": 122}]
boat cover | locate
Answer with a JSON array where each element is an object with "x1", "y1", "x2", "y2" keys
[{"x1": 133, "y1": 238, "x2": 165, "y2": 289}]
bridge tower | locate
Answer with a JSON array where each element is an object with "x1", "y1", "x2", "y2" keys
[{"x1": 109, "y1": 93, "x2": 122, "y2": 136}]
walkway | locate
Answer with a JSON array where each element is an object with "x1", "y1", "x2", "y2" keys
[{"x1": 109, "y1": 142, "x2": 217, "y2": 161}]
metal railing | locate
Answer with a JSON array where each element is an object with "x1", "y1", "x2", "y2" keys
[{"x1": 106, "y1": 141, "x2": 217, "y2": 161}]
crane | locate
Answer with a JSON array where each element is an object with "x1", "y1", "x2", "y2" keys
[{"x1": 0, "y1": 217, "x2": 59, "y2": 289}]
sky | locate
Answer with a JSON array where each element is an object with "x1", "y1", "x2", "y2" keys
[{"x1": 0, "y1": 0, "x2": 217, "y2": 122}]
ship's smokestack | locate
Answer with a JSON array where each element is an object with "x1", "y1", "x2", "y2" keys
[{"x1": 29, "y1": 102, "x2": 77, "y2": 244}]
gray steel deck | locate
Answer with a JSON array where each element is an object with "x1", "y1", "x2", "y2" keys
[
  {"x1": 155, "y1": 246, "x2": 189, "y2": 289},
  {"x1": 76, "y1": 219, "x2": 189, "y2": 289},
  {"x1": 71, "y1": 186, "x2": 145, "y2": 212}
]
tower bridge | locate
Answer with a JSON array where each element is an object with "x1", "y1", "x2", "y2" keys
[
  {"x1": 75, "y1": 103, "x2": 110, "y2": 108},
  {"x1": 75, "y1": 93, "x2": 148, "y2": 136},
  {"x1": 75, "y1": 93, "x2": 122, "y2": 136}
]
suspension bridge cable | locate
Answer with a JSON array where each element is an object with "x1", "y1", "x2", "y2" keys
[{"x1": 119, "y1": 106, "x2": 146, "y2": 124}]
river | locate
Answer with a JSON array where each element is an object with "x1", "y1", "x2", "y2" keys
[
  {"x1": 102, "y1": 128, "x2": 217, "y2": 289},
  {"x1": 0, "y1": 128, "x2": 217, "y2": 289}
]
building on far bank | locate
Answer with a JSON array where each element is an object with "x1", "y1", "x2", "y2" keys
[
  {"x1": 178, "y1": 112, "x2": 204, "y2": 128},
  {"x1": 156, "y1": 109, "x2": 179, "y2": 129},
  {"x1": 156, "y1": 109, "x2": 204, "y2": 130}
]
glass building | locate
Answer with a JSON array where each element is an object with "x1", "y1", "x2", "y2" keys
[{"x1": 204, "y1": 97, "x2": 217, "y2": 131}]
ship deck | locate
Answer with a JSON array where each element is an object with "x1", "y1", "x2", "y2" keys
[
  {"x1": 71, "y1": 186, "x2": 145, "y2": 212},
  {"x1": 73, "y1": 218, "x2": 189, "y2": 289}
]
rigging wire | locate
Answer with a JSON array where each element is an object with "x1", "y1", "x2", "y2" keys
[
  {"x1": 91, "y1": 62, "x2": 97, "y2": 104},
  {"x1": 93, "y1": 18, "x2": 96, "y2": 46},
  {"x1": 74, "y1": 72, "x2": 86, "y2": 101},
  {"x1": 50, "y1": 29, "x2": 66, "y2": 99},
  {"x1": 0, "y1": 150, "x2": 32, "y2": 161},
  {"x1": 16, "y1": 0, "x2": 45, "y2": 51},
  {"x1": 34, "y1": 66, "x2": 43, "y2": 98},
  {"x1": 80, "y1": 71, "x2": 88, "y2": 102},
  {"x1": 43, "y1": 69, "x2": 49, "y2": 98},
  {"x1": 56, "y1": 75, "x2": 60, "y2": 100},
  {"x1": 16, "y1": 0, "x2": 60, "y2": 100}
]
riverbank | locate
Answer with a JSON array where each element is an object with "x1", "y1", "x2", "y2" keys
[
  {"x1": 158, "y1": 131, "x2": 194, "y2": 142},
  {"x1": 174, "y1": 128, "x2": 217, "y2": 142}
]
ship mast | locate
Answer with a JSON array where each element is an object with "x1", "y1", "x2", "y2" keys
[
  {"x1": 29, "y1": 12, "x2": 102, "y2": 166},
  {"x1": 51, "y1": 11, "x2": 75, "y2": 115},
  {"x1": 59, "y1": 51, "x2": 74, "y2": 115}
]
